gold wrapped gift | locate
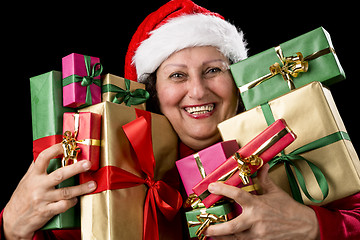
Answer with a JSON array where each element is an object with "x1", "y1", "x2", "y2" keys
[
  {"x1": 218, "y1": 82, "x2": 360, "y2": 206},
  {"x1": 79, "y1": 102, "x2": 182, "y2": 239},
  {"x1": 101, "y1": 73, "x2": 148, "y2": 110}
]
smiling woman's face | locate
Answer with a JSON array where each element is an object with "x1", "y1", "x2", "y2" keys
[{"x1": 156, "y1": 46, "x2": 239, "y2": 150}]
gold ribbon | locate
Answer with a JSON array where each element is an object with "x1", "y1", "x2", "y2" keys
[
  {"x1": 61, "y1": 113, "x2": 101, "y2": 167},
  {"x1": 194, "y1": 153, "x2": 207, "y2": 179},
  {"x1": 188, "y1": 209, "x2": 229, "y2": 240},
  {"x1": 239, "y1": 46, "x2": 335, "y2": 93},
  {"x1": 215, "y1": 126, "x2": 291, "y2": 185}
]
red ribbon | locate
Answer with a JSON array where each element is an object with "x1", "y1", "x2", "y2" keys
[
  {"x1": 81, "y1": 109, "x2": 182, "y2": 240},
  {"x1": 33, "y1": 134, "x2": 63, "y2": 161}
]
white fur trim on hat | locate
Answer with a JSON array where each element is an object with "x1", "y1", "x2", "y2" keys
[{"x1": 133, "y1": 14, "x2": 248, "y2": 82}]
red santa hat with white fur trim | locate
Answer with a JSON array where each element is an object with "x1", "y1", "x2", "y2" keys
[{"x1": 124, "y1": 0, "x2": 248, "y2": 82}]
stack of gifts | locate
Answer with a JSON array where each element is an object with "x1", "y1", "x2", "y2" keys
[
  {"x1": 30, "y1": 53, "x2": 182, "y2": 239},
  {"x1": 28, "y1": 26, "x2": 360, "y2": 239},
  {"x1": 174, "y1": 26, "x2": 360, "y2": 239},
  {"x1": 177, "y1": 119, "x2": 296, "y2": 239},
  {"x1": 218, "y1": 26, "x2": 360, "y2": 206}
]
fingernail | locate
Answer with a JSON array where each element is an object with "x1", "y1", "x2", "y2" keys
[
  {"x1": 88, "y1": 181, "x2": 96, "y2": 189},
  {"x1": 208, "y1": 183, "x2": 216, "y2": 193},
  {"x1": 82, "y1": 161, "x2": 91, "y2": 170}
]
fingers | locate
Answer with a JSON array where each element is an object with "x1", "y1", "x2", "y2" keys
[
  {"x1": 205, "y1": 215, "x2": 250, "y2": 237},
  {"x1": 50, "y1": 181, "x2": 97, "y2": 201},
  {"x1": 46, "y1": 198, "x2": 79, "y2": 217},
  {"x1": 208, "y1": 182, "x2": 254, "y2": 207},
  {"x1": 34, "y1": 143, "x2": 63, "y2": 174},
  {"x1": 48, "y1": 160, "x2": 92, "y2": 186}
]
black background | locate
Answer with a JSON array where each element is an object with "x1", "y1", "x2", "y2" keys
[{"x1": 1, "y1": 1, "x2": 357, "y2": 209}]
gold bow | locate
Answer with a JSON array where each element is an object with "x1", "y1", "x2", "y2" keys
[
  {"x1": 188, "y1": 209, "x2": 228, "y2": 240},
  {"x1": 269, "y1": 46, "x2": 309, "y2": 90},
  {"x1": 233, "y1": 152, "x2": 263, "y2": 185},
  {"x1": 61, "y1": 113, "x2": 101, "y2": 167},
  {"x1": 62, "y1": 130, "x2": 81, "y2": 167}
]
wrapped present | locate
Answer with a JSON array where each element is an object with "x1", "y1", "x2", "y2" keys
[
  {"x1": 62, "y1": 53, "x2": 102, "y2": 108},
  {"x1": 231, "y1": 27, "x2": 345, "y2": 110},
  {"x1": 218, "y1": 81, "x2": 360, "y2": 206},
  {"x1": 101, "y1": 73, "x2": 149, "y2": 109},
  {"x1": 78, "y1": 101, "x2": 183, "y2": 240},
  {"x1": 193, "y1": 119, "x2": 296, "y2": 208},
  {"x1": 62, "y1": 112, "x2": 101, "y2": 170},
  {"x1": 176, "y1": 140, "x2": 239, "y2": 196},
  {"x1": 30, "y1": 71, "x2": 78, "y2": 230},
  {"x1": 186, "y1": 202, "x2": 234, "y2": 240}
]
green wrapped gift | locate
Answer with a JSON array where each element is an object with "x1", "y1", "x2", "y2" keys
[
  {"x1": 230, "y1": 27, "x2": 345, "y2": 110},
  {"x1": 30, "y1": 70, "x2": 79, "y2": 230},
  {"x1": 186, "y1": 202, "x2": 233, "y2": 239}
]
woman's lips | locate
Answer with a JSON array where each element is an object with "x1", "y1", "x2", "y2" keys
[{"x1": 183, "y1": 103, "x2": 215, "y2": 119}]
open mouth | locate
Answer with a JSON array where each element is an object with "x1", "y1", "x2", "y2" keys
[{"x1": 184, "y1": 103, "x2": 215, "y2": 115}]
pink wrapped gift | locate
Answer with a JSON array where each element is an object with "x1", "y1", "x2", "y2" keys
[
  {"x1": 176, "y1": 140, "x2": 239, "y2": 196},
  {"x1": 62, "y1": 53, "x2": 102, "y2": 108}
]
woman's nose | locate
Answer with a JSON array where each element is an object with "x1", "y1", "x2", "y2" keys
[{"x1": 187, "y1": 73, "x2": 208, "y2": 100}]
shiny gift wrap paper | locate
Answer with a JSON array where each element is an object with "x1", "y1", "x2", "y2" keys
[
  {"x1": 218, "y1": 82, "x2": 360, "y2": 206},
  {"x1": 78, "y1": 102, "x2": 183, "y2": 240},
  {"x1": 231, "y1": 27, "x2": 345, "y2": 110},
  {"x1": 62, "y1": 53, "x2": 102, "y2": 108},
  {"x1": 30, "y1": 70, "x2": 78, "y2": 229},
  {"x1": 176, "y1": 140, "x2": 239, "y2": 196},
  {"x1": 101, "y1": 73, "x2": 149, "y2": 109},
  {"x1": 193, "y1": 119, "x2": 295, "y2": 208}
]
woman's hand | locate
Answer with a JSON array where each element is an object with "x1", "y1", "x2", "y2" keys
[
  {"x1": 204, "y1": 164, "x2": 320, "y2": 240},
  {"x1": 3, "y1": 144, "x2": 97, "y2": 240}
]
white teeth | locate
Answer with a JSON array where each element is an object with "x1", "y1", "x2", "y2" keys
[{"x1": 185, "y1": 104, "x2": 214, "y2": 114}]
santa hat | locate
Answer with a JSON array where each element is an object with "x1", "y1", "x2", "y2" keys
[{"x1": 124, "y1": 0, "x2": 248, "y2": 82}]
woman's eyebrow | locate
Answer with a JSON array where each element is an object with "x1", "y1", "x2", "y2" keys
[
  {"x1": 202, "y1": 59, "x2": 227, "y2": 65},
  {"x1": 162, "y1": 63, "x2": 187, "y2": 71}
]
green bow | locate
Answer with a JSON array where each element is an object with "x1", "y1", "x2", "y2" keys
[{"x1": 102, "y1": 78, "x2": 150, "y2": 106}]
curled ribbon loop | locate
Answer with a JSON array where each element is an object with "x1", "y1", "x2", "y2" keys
[
  {"x1": 62, "y1": 130, "x2": 80, "y2": 167},
  {"x1": 268, "y1": 46, "x2": 309, "y2": 90},
  {"x1": 188, "y1": 210, "x2": 228, "y2": 240},
  {"x1": 233, "y1": 152, "x2": 263, "y2": 185}
]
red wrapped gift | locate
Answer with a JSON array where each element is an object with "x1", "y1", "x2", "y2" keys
[
  {"x1": 193, "y1": 119, "x2": 296, "y2": 208},
  {"x1": 63, "y1": 112, "x2": 101, "y2": 171}
]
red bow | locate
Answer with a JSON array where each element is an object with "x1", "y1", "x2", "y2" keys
[{"x1": 81, "y1": 109, "x2": 182, "y2": 240}]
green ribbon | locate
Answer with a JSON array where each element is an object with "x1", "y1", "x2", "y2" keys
[
  {"x1": 259, "y1": 103, "x2": 350, "y2": 204},
  {"x1": 102, "y1": 78, "x2": 150, "y2": 106},
  {"x1": 62, "y1": 55, "x2": 103, "y2": 107}
]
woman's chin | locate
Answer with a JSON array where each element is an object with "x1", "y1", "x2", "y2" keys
[{"x1": 179, "y1": 130, "x2": 221, "y2": 151}]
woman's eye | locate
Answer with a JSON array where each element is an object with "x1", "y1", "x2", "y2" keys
[
  {"x1": 204, "y1": 67, "x2": 222, "y2": 78},
  {"x1": 207, "y1": 67, "x2": 221, "y2": 73},
  {"x1": 169, "y1": 72, "x2": 186, "y2": 80}
]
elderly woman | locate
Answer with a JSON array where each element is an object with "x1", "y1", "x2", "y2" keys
[{"x1": 2, "y1": 0, "x2": 360, "y2": 239}]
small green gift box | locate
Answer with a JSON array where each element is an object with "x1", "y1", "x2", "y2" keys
[
  {"x1": 186, "y1": 202, "x2": 233, "y2": 239},
  {"x1": 230, "y1": 27, "x2": 345, "y2": 110}
]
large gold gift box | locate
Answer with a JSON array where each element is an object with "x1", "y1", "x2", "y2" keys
[
  {"x1": 79, "y1": 101, "x2": 183, "y2": 239},
  {"x1": 218, "y1": 82, "x2": 360, "y2": 206}
]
